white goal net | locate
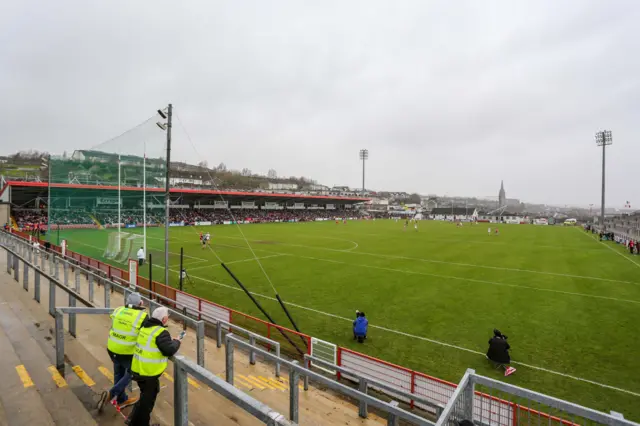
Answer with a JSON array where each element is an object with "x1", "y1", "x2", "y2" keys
[{"x1": 104, "y1": 232, "x2": 144, "y2": 264}]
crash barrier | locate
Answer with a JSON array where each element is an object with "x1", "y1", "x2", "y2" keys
[
  {"x1": 225, "y1": 334, "x2": 435, "y2": 426},
  {"x1": 304, "y1": 354, "x2": 445, "y2": 419},
  {"x1": 436, "y1": 369, "x2": 639, "y2": 426},
  {"x1": 2, "y1": 244, "x2": 292, "y2": 425},
  {"x1": 3, "y1": 230, "x2": 638, "y2": 425}
]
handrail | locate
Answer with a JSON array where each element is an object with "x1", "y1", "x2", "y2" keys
[
  {"x1": 225, "y1": 334, "x2": 434, "y2": 426},
  {"x1": 304, "y1": 354, "x2": 444, "y2": 417},
  {"x1": 216, "y1": 319, "x2": 281, "y2": 377},
  {"x1": 173, "y1": 355, "x2": 293, "y2": 425},
  {"x1": 2, "y1": 232, "x2": 207, "y2": 367},
  {"x1": 52, "y1": 307, "x2": 292, "y2": 425}
]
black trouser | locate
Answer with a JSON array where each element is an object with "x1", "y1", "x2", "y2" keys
[
  {"x1": 138, "y1": 258, "x2": 144, "y2": 266},
  {"x1": 127, "y1": 376, "x2": 160, "y2": 426}
]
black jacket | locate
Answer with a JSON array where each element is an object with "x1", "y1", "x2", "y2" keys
[
  {"x1": 141, "y1": 317, "x2": 181, "y2": 358},
  {"x1": 487, "y1": 336, "x2": 511, "y2": 364}
]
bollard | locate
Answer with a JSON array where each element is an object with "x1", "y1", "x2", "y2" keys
[
  {"x1": 289, "y1": 360, "x2": 300, "y2": 423},
  {"x1": 23, "y1": 262, "x2": 29, "y2": 291},
  {"x1": 69, "y1": 293, "x2": 77, "y2": 337},
  {"x1": 34, "y1": 269, "x2": 41, "y2": 303},
  {"x1": 13, "y1": 255, "x2": 19, "y2": 282},
  {"x1": 303, "y1": 357, "x2": 310, "y2": 391},
  {"x1": 104, "y1": 280, "x2": 111, "y2": 309},
  {"x1": 249, "y1": 335, "x2": 256, "y2": 365},
  {"x1": 196, "y1": 321, "x2": 205, "y2": 368},
  {"x1": 88, "y1": 274, "x2": 94, "y2": 303},
  {"x1": 55, "y1": 310, "x2": 65, "y2": 370},
  {"x1": 49, "y1": 277, "x2": 56, "y2": 317},
  {"x1": 275, "y1": 343, "x2": 281, "y2": 378},
  {"x1": 216, "y1": 321, "x2": 223, "y2": 348},
  {"x1": 63, "y1": 261, "x2": 69, "y2": 286},
  {"x1": 225, "y1": 334, "x2": 234, "y2": 385},
  {"x1": 387, "y1": 401, "x2": 399, "y2": 426},
  {"x1": 358, "y1": 378, "x2": 368, "y2": 418},
  {"x1": 174, "y1": 364, "x2": 189, "y2": 426}
]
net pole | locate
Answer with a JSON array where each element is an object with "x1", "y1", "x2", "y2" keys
[
  {"x1": 118, "y1": 155, "x2": 121, "y2": 250},
  {"x1": 47, "y1": 155, "x2": 51, "y2": 240},
  {"x1": 164, "y1": 103, "x2": 173, "y2": 287},
  {"x1": 143, "y1": 144, "x2": 147, "y2": 256}
]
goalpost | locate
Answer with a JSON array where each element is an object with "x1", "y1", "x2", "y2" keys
[{"x1": 104, "y1": 231, "x2": 144, "y2": 264}]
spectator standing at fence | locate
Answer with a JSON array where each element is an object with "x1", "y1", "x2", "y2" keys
[
  {"x1": 127, "y1": 307, "x2": 182, "y2": 426},
  {"x1": 136, "y1": 247, "x2": 145, "y2": 266},
  {"x1": 630, "y1": 240, "x2": 635, "y2": 255},
  {"x1": 98, "y1": 292, "x2": 147, "y2": 412}
]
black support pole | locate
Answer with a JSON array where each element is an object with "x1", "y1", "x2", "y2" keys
[
  {"x1": 148, "y1": 253, "x2": 153, "y2": 301},
  {"x1": 221, "y1": 263, "x2": 304, "y2": 356},
  {"x1": 179, "y1": 247, "x2": 184, "y2": 292}
]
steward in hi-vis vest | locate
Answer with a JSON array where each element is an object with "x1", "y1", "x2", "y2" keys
[
  {"x1": 98, "y1": 292, "x2": 147, "y2": 412},
  {"x1": 127, "y1": 307, "x2": 181, "y2": 426}
]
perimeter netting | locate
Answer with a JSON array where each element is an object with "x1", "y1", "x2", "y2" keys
[{"x1": 47, "y1": 116, "x2": 168, "y2": 265}]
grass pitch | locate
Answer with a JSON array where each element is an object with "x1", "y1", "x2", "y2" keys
[{"x1": 58, "y1": 220, "x2": 640, "y2": 419}]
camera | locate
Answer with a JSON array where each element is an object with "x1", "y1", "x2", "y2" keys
[{"x1": 493, "y1": 329, "x2": 508, "y2": 340}]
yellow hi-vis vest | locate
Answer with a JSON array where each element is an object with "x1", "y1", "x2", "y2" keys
[
  {"x1": 107, "y1": 307, "x2": 147, "y2": 355},
  {"x1": 131, "y1": 326, "x2": 168, "y2": 377}
]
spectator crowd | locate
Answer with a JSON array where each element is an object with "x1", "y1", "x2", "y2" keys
[{"x1": 11, "y1": 207, "x2": 363, "y2": 229}]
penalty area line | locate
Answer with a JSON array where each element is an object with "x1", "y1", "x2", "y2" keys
[{"x1": 179, "y1": 269, "x2": 640, "y2": 398}]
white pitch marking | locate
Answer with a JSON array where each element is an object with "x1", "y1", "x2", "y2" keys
[
  {"x1": 576, "y1": 228, "x2": 640, "y2": 270},
  {"x1": 213, "y1": 235, "x2": 639, "y2": 285},
  {"x1": 181, "y1": 254, "x2": 286, "y2": 272}
]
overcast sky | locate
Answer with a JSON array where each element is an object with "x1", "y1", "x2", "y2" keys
[{"x1": 1, "y1": 1, "x2": 638, "y2": 207}]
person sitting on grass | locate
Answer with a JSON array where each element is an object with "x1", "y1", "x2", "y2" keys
[
  {"x1": 353, "y1": 311, "x2": 368, "y2": 343},
  {"x1": 486, "y1": 329, "x2": 516, "y2": 376}
]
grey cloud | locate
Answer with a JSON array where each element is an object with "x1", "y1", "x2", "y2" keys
[{"x1": 1, "y1": 0, "x2": 638, "y2": 207}]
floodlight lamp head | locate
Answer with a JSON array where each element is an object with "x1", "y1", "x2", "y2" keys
[
  {"x1": 595, "y1": 130, "x2": 613, "y2": 146},
  {"x1": 156, "y1": 122, "x2": 167, "y2": 131},
  {"x1": 359, "y1": 149, "x2": 369, "y2": 160},
  {"x1": 157, "y1": 109, "x2": 168, "y2": 119}
]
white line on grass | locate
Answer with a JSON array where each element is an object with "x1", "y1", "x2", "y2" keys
[
  {"x1": 289, "y1": 253, "x2": 640, "y2": 305},
  {"x1": 214, "y1": 235, "x2": 639, "y2": 285},
  {"x1": 184, "y1": 254, "x2": 286, "y2": 272},
  {"x1": 172, "y1": 268, "x2": 640, "y2": 398},
  {"x1": 188, "y1": 238, "x2": 640, "y2": 301},
  {"x1": 576, "y1": 229, "x2": 640, "y2": 270}
]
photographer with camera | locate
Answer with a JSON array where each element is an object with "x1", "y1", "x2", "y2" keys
[{"x1": 487, "y1": 329, "x2": 516, "y2": 376}]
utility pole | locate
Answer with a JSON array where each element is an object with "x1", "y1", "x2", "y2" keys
[
  {"x1": 595, "y1": 130, "x2": 612, "y2": 228},
  {"x1": 156, "y1": 104, "x2": 172, "y2": 286},
  {"x1": 164, "y1": 104, "x2": 173, "y2": 286},
  {"x1": 359, "y1": 149, "x2": 368, "y2": 195}
]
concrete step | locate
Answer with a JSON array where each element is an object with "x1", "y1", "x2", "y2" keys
[
  {"x1": 0, "y1": 271, "x2": 126, "y2": 426},
  {"x1": 0, "y1": 289, "x2": 99, "y2": 426},
  {"x1": 0, "y1": 314, "x2": 56, "y2": 426}
]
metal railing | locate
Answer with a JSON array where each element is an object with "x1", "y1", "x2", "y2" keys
[
  {"x1": 436, "y1": 369, "x2": 639, "y2": 426},
  {"x1": 225, "y1": 334, "x2": 434, "y2": 426},
  {"x1": 216, "y1": 319, "x2": 281, "y2": 377},
  {"x1": 2, "y1": 231, "x2": 289, "y2": 372},
  {"x1": 304, "y1": 354, "x2": 444, "y2": 419},
  {"x1": 2, "y1": 242, "x2": 293, "y2": 425}
]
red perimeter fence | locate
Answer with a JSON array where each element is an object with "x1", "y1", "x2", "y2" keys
[{"x1": 9, "y1": 228, "x2": 575, "y2": 426}]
